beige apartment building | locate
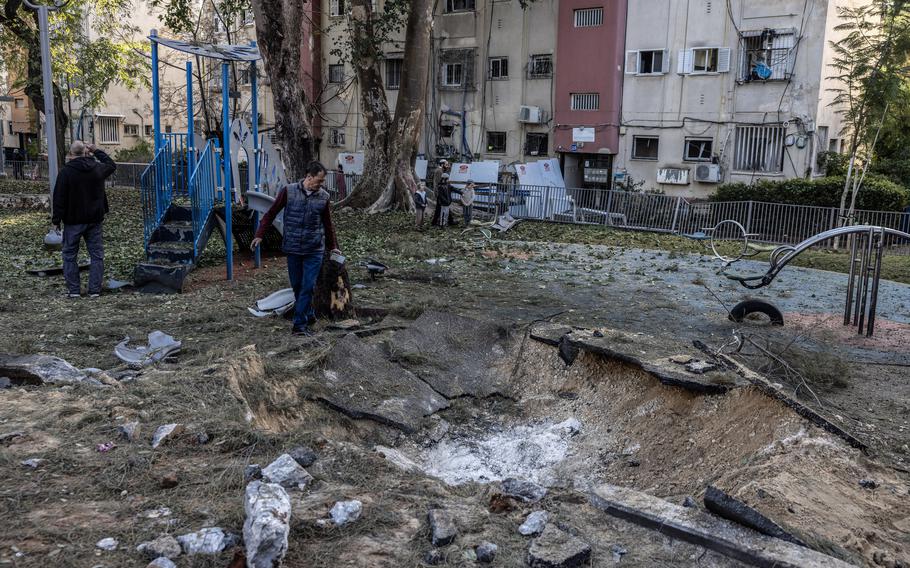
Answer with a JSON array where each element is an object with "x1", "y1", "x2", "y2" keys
[{"x1": 617, "y1": 0, "x2": 858, "y2": 198}]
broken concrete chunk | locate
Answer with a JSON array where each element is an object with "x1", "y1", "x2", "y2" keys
[
  {"x1": 427, "y1": 509, "x2": 458, "y2": 546},
  {"x1": 137, "y1": 535, "x2": 181, "y2": 559},
  {"x1": 475, "y1": 541, "x2": 498, "y2": 563},
  {"x1": 703, "y1": 486, "x2": 804, "y2": 546},
  {"x1": 685, "y1": 360, "x2": 718, "y2": 375},
  {"x1": 0, "y1": 353, "x2": 94, "y2": 385},
  {"x1": 243, "y1": 481, "x2": 291, "y2": 568},
  {"x1": 244, "y1": 464, "x2": 263, "y2": 481},
  {"x1": 151, "y1": 424, "x2": 184, "y2": 449},
  {"x1": 147, "y1": 558, "x2": 177, "y2": 568},
  {"x1": 177, "y1": 527, "x2": 232, "y2": 555},
  {"x1": 95, "y1": 537, "x2": 118, "y2": 551},
  {"x1": 21, "y1": 458, "x2": 44, "y2": 468},
  {"x1": 502, "y1": 478, "x2": 548, "y2": 503},
  {"x1": 118, "y1": 421, "x2": 140, "y2": 442},
  {"x1": 287, "y1": 445, "x2": 318, "y2": 468},
  {"x1": 527, "y1": 525, "x2": 591, "y2": 568},
  {"x1": 519, "y1": 511, "x2": 549, "y2": 536},
  {"x1": 330, "y1": 500, "x2": 363, "y2": 526},
  {"x1": 261, "y1": 454, "x2": 314, "y2": 490}
]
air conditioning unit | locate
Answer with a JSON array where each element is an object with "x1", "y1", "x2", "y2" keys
[
  {"x1": 695, "y1": 163, "x2": 722, "y2": 183},
  {"x1": 518, "y1": 105, "x2": 545, "y2": 124}
]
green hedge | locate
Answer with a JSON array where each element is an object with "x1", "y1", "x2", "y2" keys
[{"x1": 711, "y1": 175, "x2": 910, "y2": 212}]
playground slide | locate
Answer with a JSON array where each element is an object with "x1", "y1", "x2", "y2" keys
[{"x1": 246, "y1": 191, "x2": 284, "y2": 236}]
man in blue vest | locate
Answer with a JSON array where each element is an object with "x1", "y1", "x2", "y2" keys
[{"x1": 252, "y1": 161, "x2": 341, "y2": 336}]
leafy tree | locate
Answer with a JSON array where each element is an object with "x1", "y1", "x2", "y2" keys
[
  {"x1": 828, "y1": 1, "x2": 910, "y2": 223},
  {"x1": 0, "y1": 0, "x2": 147, "y2": 163}
]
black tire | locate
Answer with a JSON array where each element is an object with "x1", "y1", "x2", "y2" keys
[{"x1": 729, "y1": 299, "x2": 784, "y2": 326}]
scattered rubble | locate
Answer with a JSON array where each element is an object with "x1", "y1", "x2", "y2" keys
[
  {"x1": 287, "y1": 445, "x2": 318, "y2": 467},
  {"x1": 21, "y1": 458, "x2": 43, "y2": 468},
  {"x1": 703, "y1": 485, "x2": 804, "y2": 546},
  {"x1": 329, "y1": 500, "x2": 363, "y2": 526},
  {"x1": 475, "y1": 541, "x2": 498, "y2": 563},
  {"x1": 244, "y1": 464, "x2": 263, "y2": 481},
  {"x1": 0, "y1": 430, "x2": 24, "y2": 444},
  {"x1": 0, "y1": 353, "x2": 96, "y2": 385},
  {"x1": 159, "y1": 472, "x2": 179, "y2": 489},
  {"x1": 519, "y1": 511, "x2": 549, "y2": 536},
  {"x1": 118, "y1": 421, "x2": 140, "y2": 442},
  {"x1": 859, "y1": 478, "x2": 878, "y2": 490},
  {"x1": 95, "y1": 537, "x2": 118, "y2": 551},
  {"x1": 527, "y1": 525, "x2": 591, "y2": 568},
  {"x1": 137, "y1": 535, "x2": 181, "y2": 559},
  {"x1": 243, "y1": 481, "x2": 291, "y2": 568},
  {"x1": 176, "y1": 527, "x2": 235, "y2": 555},
  {"x1": 151, "y1": 423, "x2": 184, "y2": 449},
  {"x1": 610, "y1": 544, "x2": 629, "y2": 562},
  {"x1": 502, "y1": 478, "x2": 548, "y2": 503},
  {"x1": 427, "y1": 509, "x2": 458, "y2": 546},
  {"x1": 685, "y1": 360, "x2": 718, "y2": 375},
  {"x1": 146, "y1": 558, "x2": 177, "y2": 568},
  {"x1": 261, "y1": 454, "x2": 314, "y2": 490}
]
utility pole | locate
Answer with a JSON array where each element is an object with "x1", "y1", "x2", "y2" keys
[{"x1": 21, "y1": 0, "x2": 67, "y2": 203}]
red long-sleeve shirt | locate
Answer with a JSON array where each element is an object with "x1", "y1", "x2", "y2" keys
[{"x1": 254, "y1": 186, "x2": 339, "y2": 251}]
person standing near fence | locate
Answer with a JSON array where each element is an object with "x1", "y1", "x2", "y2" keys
[
  {"x1": 336, "y1": 163, "x2": 347, "y2": 200},
  {"x1": 436, "y1": 173, "x2": 452, "y2": 228},
  {"x1": 250, "y1": 161, "x2": 342, "y2": 336},
  {"x1": 460, "y1": 180, "x2": 476, "y2": 226},
  {"x1": 414, "y1": 182, "x2": 428, "y2": 230},
  {"x1": 12, "y1": 148, "x2": 23, "y2": 179},
  {"x1": 52, "y1": 141, "x2": 117, "y2": 298}
]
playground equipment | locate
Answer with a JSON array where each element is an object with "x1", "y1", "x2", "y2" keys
[
  {"x1": 135, "y1": 31, "x2": 269, "y2": 293},
  {"x1": 693, "y1": 221, "x2": 910, "y2": 337}
]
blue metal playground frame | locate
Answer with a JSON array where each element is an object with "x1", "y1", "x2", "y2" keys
[{"x1": 143, "y1": 30, "x2": 264, "y2": 280}]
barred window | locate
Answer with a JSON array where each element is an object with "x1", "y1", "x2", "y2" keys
[
  {"x1": 442, "y1": 62, "x2": 463, "y2": 86},
  {"x1": 386, "y1": 58, "x2": 402, "y2": 89},
  {"x1": 97, "y1": 117, "x2": 120, "y2": 144},
  {"x1": 445, "y1": 0, "x2": 474, "y2": 12},
  {"x1": 574, "y1": 7, "x2": 603, "y2": 27},
  {"x1": 330, "y1": 0, "x2": 346, "y2": 17},
  {"x1": 489, "y1": 57, "x2": 508, "y2": 79},
  {"x1": 124, "y1": 124, "x2": 139, "y2": 136},
  {"x1": 487, "y1": 131, "x2": 506, "y2": 153},
  {"x1": 525, "y1": 132, "x2": 548, "y2": 156},
  {"x1": 570, "y1": 93, "x2": 600, "y2": 111},
  {"x1": 528, "y1": 54, "x2": 553, "y2": 78},
  {"x1": 329, "y1": 64, "x2": 345, "y2": 84},
  {"x1": 733, "y1": 125, "x2": 785, "y2": 173},
  {"x1": 740, "y1": 31, "x2": 795, "y2": 82}
]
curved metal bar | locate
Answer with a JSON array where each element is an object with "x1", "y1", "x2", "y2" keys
[
  {"x1": 736, "y1": 225, "x2": 910, "y2": 289},
  {"x1": 21, "y1": 0, "x2": 69, "y2": 11}
]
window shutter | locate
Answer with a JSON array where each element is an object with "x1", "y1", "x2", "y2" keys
[
  {"x1": 661, "y1": 49, "x2": 671, "y2": 74},
  {"x1": 625, "y1": 51, "x2": 639, "y2": 75},
  {"x1": 716, "y1": 48, "x2": 732, "y2": 73},
  {"x1": 330, "y1": 0, "x2": 339, "y2": 15},
  {"x1": 678, "y1": 49, "x2": 693, "y2": 74}
]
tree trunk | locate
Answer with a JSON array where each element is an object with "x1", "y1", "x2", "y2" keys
[
  {"x1": 251, "y1": 0, "x2": 316, "y2": 181},
  {"x1": 313, "y1": 258, "x2": 354, "y2": 320},
  {"x1": 340, "y1": 0, "x2": 432, "y2": 213}
]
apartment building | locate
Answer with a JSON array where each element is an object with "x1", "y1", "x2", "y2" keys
[{"x1": 617, "y1": 0, "x2": 857, "y2": 198}]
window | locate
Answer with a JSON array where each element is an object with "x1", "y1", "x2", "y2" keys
[
  {"x1": 625, "y1": 49, "x2": 669, "y2": 75},
  {"x1": 124, "y1": 124, "x2": 139, "y2": 136},
  {"x1": 678, "y1": 47, "x2": 731, "y2": 74},
  {"x1": 14, "y1": 98, "x2": 24, "y2": 108},
  {"x1": 740, "y1": 30, "x2": 795, "y2": 82},
  {"x1": 329, "y1": 64, "x2": 345, "y2": 84},
  {"x1": 528, "y1": 54, "x2": 553, "y2": 78},
  {"x1": 486, "y1": 131, "x2": 506, "y2": 153},
  {"x1": 829, "y1": 138, "x2": 841, "y2": 154},
  {"x1": 445, "y1": 0, "x2": 474, "y2": 12},
  {"x1": 7, "y1": 121, "x2": 12, "y2": 135},
  {"x1": 356, "y1": 127, "x2": 366, "y2": 149},
  {"x1": 97, "y1": 117, "x2": 120, "y2": 144},
  {"x1": 242, "y1": 8, "x2": 253, "y2": 24},
  {"x1": 570, "y1": 93, "x2": 600, "y2": 111},
  {"x1": 632, "y1": 136, "x2": 659, "y2": 160},
  {"x1": 488, "y1": 57, "x2": 508, "y2": 80},
  {"x1": 442, "y1": 62, "x2": 463, "y2": 86},
  {"x1": 328, "y1": 128, "x2": 345, "y2": 147},
  {"x1": 386, "y1": 58, "x2": 402, "y2": 89},
  {"x1": 330, "y1": 0, "x2": 346, "y2": 17},
  {"x1": 733, "y1": 125, "x2": 785, "y2": 173},
  {"x1": 525, "y1": 132, "x2": 548, "y2": 156},
  {"x1": 239, "y1": 68, "x2": 251, "y2": 85},
  {"x1": 214, "y1": 14, "x2": 225, "y2": 32},
  {"x1": 165, "y1": 124, "x2": 173, "y2": 133},
  {"x1": 574, "y1": 7, "x2": 603, "y2": 27},
  {"x1": 684, "y1": 138, "x2": 713, "y2": 161},
  {"x1": 144, "y1": 125, "x2": 153, "y2": 137}
]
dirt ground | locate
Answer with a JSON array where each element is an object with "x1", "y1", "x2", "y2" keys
[{"x1": 0, "y1": 190, "x2": 908, "y2": 567}]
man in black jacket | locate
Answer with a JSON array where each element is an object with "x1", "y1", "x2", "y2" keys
[{"x1": 52, "y1": 141, "x2": 116, "y2": 297}]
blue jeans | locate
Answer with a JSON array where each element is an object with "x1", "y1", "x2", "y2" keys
[
  {"x1": 63, "y1": 223, "x2": 104, "y2": 295},
  {"x1": 287, "y1": 252, "x2": 323, "y2": 328}
]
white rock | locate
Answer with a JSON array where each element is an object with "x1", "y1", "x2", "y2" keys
[
  {"x1": 519, "y1": 511, "x2": 549, "y2": 536},
  {"x1": 243, "y1": 481, "x2": 291, "y2": 568},
  {"x1": 177, "y1": 527, "x2": 230, "y2": 555},
  {"x1": 151, "y1": 423, "x2": 184, "y2": 449},
  {"x1": 261, "y1": 454, "x2": 314, "y2": 490},
  {"x1": 557, "y1": 418, "x2": 582, "y2": 435},
  {"x1": 21, "y1": 458, "x2": 44, "y2": 468},
  {"x1": 329, "y1": 500, "x2": 363, "y2": 526},
  {"x1": 147, "y1": 558, "x2": 177, "y2": 568},
  {"x1": 95, "y1": 537, "x2": 118, "y2": 551}
]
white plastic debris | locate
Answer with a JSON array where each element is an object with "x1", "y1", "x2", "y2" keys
[
  {"x1": 44, "y1": 227, "x2": 63, "y2": 246},
  {"x1": 114, "y1": 331, "x2": 182, "y2": 367},
  {"x1": 96, "y1": 537, "x2": 118, "y2": 551},
  {"x1": 248, "y1": 288, "x2": 296, "y2": 318}
]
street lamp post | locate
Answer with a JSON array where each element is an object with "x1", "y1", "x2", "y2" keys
[{"x1": 21, "y1": 0, "x2": 67, "y2": 202}]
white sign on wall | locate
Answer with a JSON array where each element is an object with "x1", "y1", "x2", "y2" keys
[
  {"x1": 338, "y1": 152, "x2": 365, "y2": 175},
  {"x1": 572, "y1": 127, "x2": 596, "y2": 143}
]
